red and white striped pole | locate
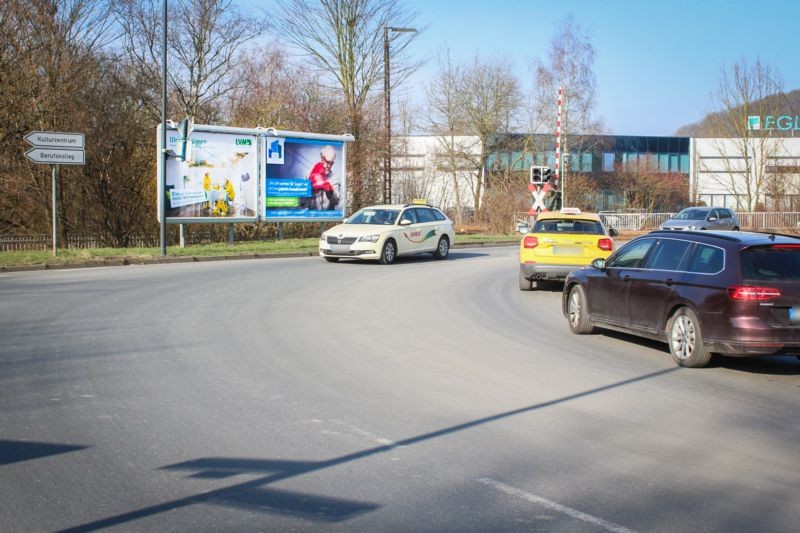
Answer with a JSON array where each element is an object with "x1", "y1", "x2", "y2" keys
[{"x1": 555, "y1": 86, "x2": 563, "y2": 192}]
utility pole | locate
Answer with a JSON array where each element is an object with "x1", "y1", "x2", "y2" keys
[{"x1": 383, "y1": 26, "x2": 416, "y2": 205}]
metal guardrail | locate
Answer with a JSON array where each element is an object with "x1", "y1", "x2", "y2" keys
[{"x1": 512, "y1": 211, "x2": 800, "y2": 233}]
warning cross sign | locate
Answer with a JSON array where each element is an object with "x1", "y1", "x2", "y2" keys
[{"x1": 528, "y1": 182, "x2": 551, "y2": 214}]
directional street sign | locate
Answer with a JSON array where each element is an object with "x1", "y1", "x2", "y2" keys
[
  {"x1": 25, "y1": 147, "x2": 85, "y2": 165},
  {"x1": 24, "y1": 131, "x2": 85, "y2": 149}
]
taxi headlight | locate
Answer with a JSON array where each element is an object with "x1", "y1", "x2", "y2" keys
[{"x1": 359, "y1": 234, "x2": 380, "y2": 243}]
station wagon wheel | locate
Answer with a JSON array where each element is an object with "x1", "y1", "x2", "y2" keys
[
  {"x1": 567, "y1": 285, "x2": 595, "y2": 334},
  {"x1": 668, "y1": 307, "x2": 711, "y2": 368},
  {"x1": 433, "y1": 236, "x2": 450, "y2": 259},
  {"x1": 379, "y1": 239, "x2": 397, "y2": 265}
]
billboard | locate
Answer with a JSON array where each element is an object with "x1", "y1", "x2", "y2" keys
[
  {"x1": 263, "y1": 136, "x2": 347, "y2": 221},
  {"x1": 164, "y1": 128, "x2": 259, "y2": 222}
]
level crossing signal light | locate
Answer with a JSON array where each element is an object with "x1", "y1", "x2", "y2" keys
[{"x1": 530, "y1": 165, "x2": 551, "y2": 184}]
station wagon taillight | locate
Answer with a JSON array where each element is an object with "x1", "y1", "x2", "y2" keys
[
  {"x1": 523, "y1": 236, "x2": 539, "y2": 248},
  {"x1": 597, "y1": 238, "x2": 613, "y2": 251},
  {"x1": 728, "y1": 286, "x2": 781, "y2": 301}
]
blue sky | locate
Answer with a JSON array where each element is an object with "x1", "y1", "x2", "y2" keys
[
  {"x1": 399, "y1": 0, "x2": 799, "y2": 135},
  {"x1": 250, "y1": 1, "x2": 799, "y2": 136}
]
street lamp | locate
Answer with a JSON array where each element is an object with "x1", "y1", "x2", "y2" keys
[{"x1": 383, "y1": 26, "x2": 416, "y2": 205}]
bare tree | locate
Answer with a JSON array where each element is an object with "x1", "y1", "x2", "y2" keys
[
  {"x1": 426, "y1": 50, "x2": 522, "y2": 219},
  {"x1": 269, "y1": 0, "x2": 420, "y2": 210},
  {"x1": 698, "y1": 58, "x2": 785, "y2": 211},
  {"x1": 532, "y1": 15, "x2": 603, "y2": 206},
  {"x1": 228, "y1": 43, "x2": 346, "y2": 134},
  {"x1": 111, "y1": 0, "x2": 262, "y2": 123},
  {"x1": 0, "y1": 0, "x2": 115, "y2": 237}
]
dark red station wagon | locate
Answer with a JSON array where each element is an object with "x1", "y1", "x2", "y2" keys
[{"x1": 562, "y1": 230, "x2": 800, "y2": 367}]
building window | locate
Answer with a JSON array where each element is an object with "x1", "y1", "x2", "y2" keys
[
  {"x1": 603, "y1": 153, "x2": 615, "y2": 172},
  {"x1": 679, "y1": 155, "x2": 689, "y2": 173},
  {"x1": 659, "y1": 154, "x2": 670, "y2": 172},
  {"x1": 581, "y1": 153, "x2": 592, "y2": 173}
]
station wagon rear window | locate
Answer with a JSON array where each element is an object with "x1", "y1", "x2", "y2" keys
[{"x1": 741, "y1": 245, "x2": 800, "y2": 282}]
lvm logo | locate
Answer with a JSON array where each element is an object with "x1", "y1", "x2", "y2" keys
[{"x1": 235, "y1": 138, "x2": 252, "y2": 146}]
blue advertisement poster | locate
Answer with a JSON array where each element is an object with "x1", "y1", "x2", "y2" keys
[{"x1": 264, "y1": 137, "x2": 346, "y2": 221}]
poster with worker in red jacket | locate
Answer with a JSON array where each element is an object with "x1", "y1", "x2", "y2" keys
[{"x1": 264, "y1": 135, "x2": 350, "y2": 221}]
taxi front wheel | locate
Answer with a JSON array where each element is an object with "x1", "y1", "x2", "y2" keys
[{"x1": 379, "y1": 239, "x2": 397, "y2": 265}]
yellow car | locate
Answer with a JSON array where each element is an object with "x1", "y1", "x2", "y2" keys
[
  {"x1": 319, "y1": 204, "x2": 456, "y2": 264},
  {"x1": 519, "y1": 208, "x2": 618, "y2": 290}
]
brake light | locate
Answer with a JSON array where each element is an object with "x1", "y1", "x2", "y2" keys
[
  {"x1": 728, "y1": 286, "x2": 781, "y2": 301},
  {"x1": 523, "y1": 236, "x2": 539, "y2": 248},
  {"x1": 597, "y1": 238, "x2": 613, "y2": 251},
  {"x1": 771, "y1": 244, "x2": 800, "y2": 249}
]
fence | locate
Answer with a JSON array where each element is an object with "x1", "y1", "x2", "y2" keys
[
  {"x1": 512, "y1": 211, "x2": 800, "y2": 233},
  {"x1": 0, "y1": 234, "x2": 157, "y2": 252}
]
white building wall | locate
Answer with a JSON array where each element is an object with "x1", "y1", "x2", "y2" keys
[
  {"x1": 393, "y1": 135, "x2": 482, "y2": 215},
  {"x1": 693, "y1": 137, "x2": 800, "y2": 210}
]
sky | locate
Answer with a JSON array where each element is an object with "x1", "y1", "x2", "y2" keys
[
  {"x1": 397, "y1": 0, "x2": 800, "y2": 136},
  {"x1": 253, "y1": 0, "x2": 799, "y2": 137}
]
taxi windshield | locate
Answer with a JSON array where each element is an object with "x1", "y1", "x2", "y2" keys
[{"x1": 346, "y1": 209, "x2": 399, "y2": 225}]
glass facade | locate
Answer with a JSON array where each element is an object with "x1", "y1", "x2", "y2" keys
[{"x1": 486, "y1": 134, "x2": 691, "y2": 212}]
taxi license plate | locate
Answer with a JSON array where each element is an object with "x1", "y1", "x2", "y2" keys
[
  {"x1": 554, "y1": 245, "x2": 581, "y2": 256},
  {"x1": 330, "y1": 244, "x2": 350, "y2": 254}
]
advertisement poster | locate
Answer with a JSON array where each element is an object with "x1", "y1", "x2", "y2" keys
[
  {"x1": 264, "y1": 137, "x2": 346, "y2": 221},
  {"x1": 165, "y1": 130, "x2": 259, "y2": 220}
]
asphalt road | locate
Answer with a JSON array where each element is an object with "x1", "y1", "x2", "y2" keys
[{"x1": 1, "y1": 247, "x2": 798, "y2": 532}]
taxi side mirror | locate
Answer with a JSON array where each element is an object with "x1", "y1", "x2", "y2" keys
[
  {"x1": 400, "y1": 219, "x2": 413, "y2": 226},
  {"x1": 608, "y1": 228, "x2": 619, "y2": 237}
]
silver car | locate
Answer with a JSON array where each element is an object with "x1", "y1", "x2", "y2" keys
[{"x1": 661, "y1": 207, "x2": 740, "y2": 231}]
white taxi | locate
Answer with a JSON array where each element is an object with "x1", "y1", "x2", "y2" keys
[{"x1": 319, "y1": 204, "x2": 456, "y2": 264}]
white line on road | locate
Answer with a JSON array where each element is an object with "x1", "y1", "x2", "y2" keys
[{"x1": 476, "y1": 478, "x2": 637, "y2": 533}]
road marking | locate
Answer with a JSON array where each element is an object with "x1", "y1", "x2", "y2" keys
[
  {"x1": 476, "y1": 478, "x2": 637, "y2": 533},
  {"x1": 330, "y1": 419, "x2": 398, "y2": 447}
]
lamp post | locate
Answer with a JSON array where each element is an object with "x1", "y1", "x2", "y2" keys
[
  {"x1": 383, "y1": 26, "x2": 416, "y2": 205},
  {"x1": 159, "y1": 0, "x2": 168, "y2": 256}
]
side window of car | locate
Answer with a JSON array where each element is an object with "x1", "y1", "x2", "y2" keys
[
  {"x1": 719, "y1": 209, "x2": 731, "y2": 220},
  {"x1": 644, "y1": 238, "x2": 693, "y2": 271},
  {"x1": 687, "y1": 244, "x2": 725, "y2": 274},
  {"x1": 416, "y1": 208, "x2": 437, "y2": 223},
  {"x1": 606, "y1": 238, "x2": 655, "y2": 269},
  {"x1": 401, "y1": 209, "x2": 418, "y2": 224},
  {"x1": 431, "y1": 209, "x2": 446, "y2": 221}
]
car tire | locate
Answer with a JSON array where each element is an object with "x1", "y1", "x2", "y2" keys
[
  {"x1": 733, "y1": 226, "x2": 740, "y2": 231},
  {"x1": 668, "y1": 307, "x2": 712, "y2": 368},
  {"x1": 567, "y1": 285, "x2": 594, "y2": 334},
  {"x1": 519, "y1": 269, "x2": 533, "y2": 291},
  {"x1": 379, "y1": 239, "x2": 397, "y2": 265},
  {"x1": 433, "y1": 236, "x2": 450, "y2": 259},
  {"x1": 324, "y1": 257, "x2": 339, "y2": 263}
]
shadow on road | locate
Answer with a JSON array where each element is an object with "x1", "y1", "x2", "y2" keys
[
  {"x1": 0, "y1": 440, "x2": 88, "y2": 466},
  {"x1": 61, "y1": 367, "x2": 678, "y2": 531},
  {"x1": 597, "y1": 329, "x2": 800, "y2": 375}
]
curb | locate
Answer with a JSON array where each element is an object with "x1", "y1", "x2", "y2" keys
[{"x1": 1, "y1": 243, "x2": 520, "y2": 272}]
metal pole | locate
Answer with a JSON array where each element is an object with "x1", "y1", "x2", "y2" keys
[
  {"x1": 159, "y1": 0, "x2": 168, "y2": 256},
  {"x1": 51, "y1": 164, "x2": 58, "y2": 257},
  {"x1": 382, "y1": 27, "x2": 416, "y2": 205},
  {"x1": 383, "y1": 27, "x2": 390, "y2": 204}
]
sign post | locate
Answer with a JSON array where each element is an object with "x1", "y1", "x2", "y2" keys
[{"x1": 24, "y1": 131, "x2": 85, "y2": 256}]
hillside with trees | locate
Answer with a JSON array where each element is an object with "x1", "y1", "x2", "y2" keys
[{"x1": 675, "y1": 88, "x2": 800, "y2": 137}]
